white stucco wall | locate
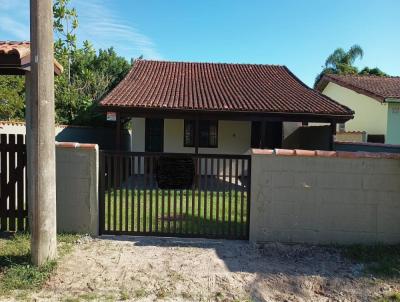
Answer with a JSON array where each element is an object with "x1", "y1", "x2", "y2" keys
[{"x1": 322, "y1": 82, "x2": 388, "y2": 136}]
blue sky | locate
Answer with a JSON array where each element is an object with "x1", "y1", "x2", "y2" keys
[{"x1": 0, "y1": 0, "x2": 399, "y2": 86}]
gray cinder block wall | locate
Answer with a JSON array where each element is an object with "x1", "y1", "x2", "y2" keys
[
  {"x1": 250, "y1": 149, "x2": 400, "y2": 244},
  {"x1": 56, "y1": 143, "x2": 99, "y2": 235}
]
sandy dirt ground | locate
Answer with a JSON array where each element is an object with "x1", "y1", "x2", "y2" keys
[{"x1": 29, "y1": 236, "x2": 399, "y2": 301}]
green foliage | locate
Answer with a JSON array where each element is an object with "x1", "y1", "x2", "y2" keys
[
  {"x1": 314, "y1": 44, "x2": 388, "y2": 87},
  {"x1": 55, "y1": 42, "x2": 131, "y2": 125},
  {"x1": 377, "y1": 292, "x2": 400, "y2": 302},
  {"x1": 359, "y1": 67, "x2": 388, "y2": 76},
  {"x1": 0, "y1": 76, "x2": 25, "y2": 120},
  {"x1": 0, "y1": 0, "x2": 131, "y2": 125},
  {"x1": 0, "y1": 233, "x2": 81, "y2": 296},
  {"x1": 343, "y1": 244, "x2": 400, "y2": 278}
]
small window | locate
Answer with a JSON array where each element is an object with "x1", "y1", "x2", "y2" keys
[
  {"x1": 184, "y1": 120, "x2": 218, "y2": 148},
  {"x1": 338, "y1": 123, "x2": 345, "y2": 133},
  {"x1": 367, "y1": 134, "x2": 385, "y2": 144}
]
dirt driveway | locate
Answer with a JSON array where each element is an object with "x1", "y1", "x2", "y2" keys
[{"x1": 34, "y1": 236, "x2": 398, "y2": 301}]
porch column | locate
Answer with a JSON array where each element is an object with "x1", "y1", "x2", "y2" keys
[
  {"x1": 194, "y1": 118, "x2": 199, "y2": 154},
  {"x1": 329, "y1": 122, "x2": 337, "y2": 150},
  {"x1": 115, "y1": 112, "x2": 121, "y2": 150},
  {"x1": 260, "y1": 119, "x2": 267, "y2": 149}
]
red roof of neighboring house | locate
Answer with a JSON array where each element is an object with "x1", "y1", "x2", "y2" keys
[
  {"x1": 0, "y1": 41, "x2": 63, "y2": 75},
  {"x1": 100, "y1": 60, "x2": 353, "y2": 120},
  {"x1": 316, "y1": 74, "x2": 400, "y2": 102}
]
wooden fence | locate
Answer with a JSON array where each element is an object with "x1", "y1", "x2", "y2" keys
[{"x1": 0, "y1": 134, "x2": 27, "y2": 232}]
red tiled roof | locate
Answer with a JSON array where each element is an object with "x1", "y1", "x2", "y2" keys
[
  {"x1": 100, "y1": 60, "x2": 353, "y2": 119},
  {"x1": 0, "y1": 41, "x2": 63, "y2": 75},
  {"x1": 316, "y1": 74, "x2": 400, "y2": 102},
  {"x1": 0, "y1": 41, "x2": 31, "y2": 58}
]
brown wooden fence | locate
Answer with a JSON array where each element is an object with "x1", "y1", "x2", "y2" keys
[
  {"x1": 0, "y1": 134, "x2": 28, "y2": 232},
  {"x1": 99, "y1": 151, "x2": 251, "y2": 240}
]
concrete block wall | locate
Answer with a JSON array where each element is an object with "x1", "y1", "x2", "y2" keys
[
  {"x1": 56, "y1": 142, "x2": 99, "y2": 235},
  {"x1": 250, "y1": 149, "x2": 400, "y2": 244}
]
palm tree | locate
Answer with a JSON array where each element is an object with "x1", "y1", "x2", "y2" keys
[{"x1": 314, "y1": 45, "x2": 364, "y2": 87}]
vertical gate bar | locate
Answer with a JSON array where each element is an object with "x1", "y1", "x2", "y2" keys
[
  {"x1": 149, "y1": 156, "x2": 153, "y2": 233},
  {"x1": 155, "y1": 156, "x2": 159, "y2": 233},
  {"x1": 161, "y1": 186, "x2": 165, "y2": 233},
  {"x1": 143, "y1": 156, "x2": 148, "y2": 233},
  {"x1": 234, "y1": 158, "x2": 239, "y2": 238},
  {"x1": 222, "y1": 158, "x2": 226, "y2": 236},
  {"x1": 125, "y1": 156, "x2": 129, "y2": 232},
  {"x1": 246, "y1": 157, "x2": 251, "y2": 239},
  {"x1": 130, "y1": 155, "x2": 135, "y2": 232},
  {"x1": 197, "y1": 157, "x2": 201, "y2": 235},
  {"x1": 112, "y1": 154, "x2": 117, "y2": 231},
  {"x1": 23, "y1": 139, "x2": 27, "y2": 230},
  {"x1": 106, "y1": 155, "x2": 112, "y2": 231},
  {"x1": 98, "y1": 152, "x2": 105, "y2": 234},
  {"x1": 228, "y1": 158, "x2": 232, "y2": 238},
  {"x1": 216, "y1": 158, "x2": 220, "y2": 236},
  {"x1": 179, "y1": 188, "x2": 183, "y2": 234},
  {"x1": 173, "y1": 189, "x2": 177, "y2": 234},
  {"x1": 9, "y1": 135, "x2": 16, "y2": 231},
  {"x1": 191, "y1": 156, "x2": 196, "y2": 235},
  {"x1": 167, "y1": 189, "x2": 171, "y2": 233},
  {"x1": 119, "y1": 154, "x2": 123, "y2": 231},
  {"x1": 137, "y1": 156, "x2": 141, "y2": 233},
  {"x1": 0, "y1": 134, "x2": 7, "y2": 230},
  {"x1": 203, "y1": 157, "x2": 208, "y2": 235},
  {"x1": 16, "y1": 135, "x2": 24, "y2": 231},
  {"x1": 210, "y1": 158, "x2": 214, "y2": 236},
  {"x1": 185, "y1": 185, "x2": 189, "y2": 235},
  {"x1": 240, "y1": 159, "x2": 245, "y2": 239}
]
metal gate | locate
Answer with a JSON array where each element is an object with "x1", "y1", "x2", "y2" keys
[{"x1": 99, "y1": 151, "x2": 251, "y2": 240}]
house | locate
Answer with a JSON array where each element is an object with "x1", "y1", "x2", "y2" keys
[
  {"x1": 316, "y1": 74, "x2": 400, "y2": 144},
  {"x1": 100, "y1": 60, "x2": 353, "y2": 154}
]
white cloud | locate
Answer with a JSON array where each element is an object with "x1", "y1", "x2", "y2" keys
[
  {"x1": 0, "y1": 0, "x2": 162, "y2": 60},
  {"x1": 73, "y1": 0, "x2": 162, "y2": 60}
]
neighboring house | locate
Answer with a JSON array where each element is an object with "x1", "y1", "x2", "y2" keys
[
  {"x1": 100, "y1": 60, "x2": 353, "y2": 154},
  {"x1": 316, "y1": 74, "x2": 400, "y2": 144}
]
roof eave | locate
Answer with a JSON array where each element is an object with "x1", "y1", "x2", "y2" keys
[{"x1": 98, "y1": 104, "x2": 354, "y2": 123}]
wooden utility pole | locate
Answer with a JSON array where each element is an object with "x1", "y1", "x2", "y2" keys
[{"x1": 27, "y1": 0, "x2": 57, "y2": 266}]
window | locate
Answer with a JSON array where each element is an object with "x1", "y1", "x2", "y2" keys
[
  {"x1": 184, "y1": 120, "x2": 218, "y2": 148},
  {"x1": 367, "y1": 134, "x2": 385, "y2": 144},
  {"x1": 338, "y1": 123, "x2": 346, "y2": 133}
]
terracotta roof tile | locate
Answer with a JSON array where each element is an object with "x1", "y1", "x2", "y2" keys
[
  {"x1": 0, "y1": 41, "x2": 31, "y2": 58},
  {"x1": 0, "y1": 41, "x2": 63, "y2": 75},
  {"x1": 100, "y1": 60, "x2": 353, "y2": 118},
  {"x1": 316, "y1": 74, "x2": 400, "y2": 102}
]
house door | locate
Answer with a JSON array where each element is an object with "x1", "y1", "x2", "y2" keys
[
  {"x1": 145, "y1": 118, "x2": 164, "y2": 152},
  {"x1": 251, "y1": 121, "x2": 283, "y2": 149}
]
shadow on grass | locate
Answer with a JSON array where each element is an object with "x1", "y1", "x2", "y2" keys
[{"x1": 0, "y1": 233, "x2": 80, "y2": 296}]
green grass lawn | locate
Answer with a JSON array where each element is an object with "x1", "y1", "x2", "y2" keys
[
  {"x1": 0, "y1": 233, "x2": 80, "y2": 299},
  {"x1": 103, "y1": 189, "x2": 249, "y2": 238},
  {"x1": 344, "y1": 244, "x2": 400, "y2": 278}
]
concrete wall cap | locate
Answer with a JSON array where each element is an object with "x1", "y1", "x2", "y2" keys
[
  {"x1": 251, "y1": 149, "x2": 274, "y2": 155},
  {"x1": 56, "y1": 142, "x2": 98, "y2": 150}
]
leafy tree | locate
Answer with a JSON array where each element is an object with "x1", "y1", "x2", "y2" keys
[
  {"x1": 0, "y1": 0, "x2": 131, "y2": 125},
  {"x1": 53, "y1": 0, "x2": 78, "y2": 82},
  {"x1": 314, "y1": 45, "x2": 388, "y2": 87},
  {"x1": 0, "y1": 76, "x2": 25, "y2": 120},
  {"x1": 359, "y1": 67, "x2": 387, "y2": 76}
]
